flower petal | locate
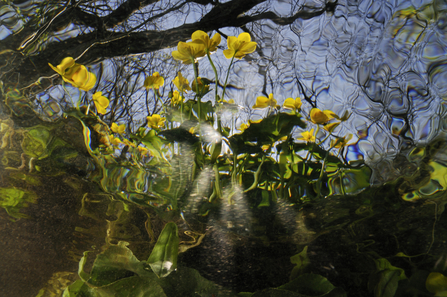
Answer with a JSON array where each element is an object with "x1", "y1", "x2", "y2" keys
[
  {"x1": 310, "y1": 108, "x2": 329, "y2": 124},
  {"x1": 283, "y1": 98, "x2": 295, "y2": 109},
  {"x1": 238, "y1": 32, "x2": 251, "y2": 43},
  {"x1": 57, "y1": 57, "x2": 76, "y2": 73},
  {"x1": 192, "y1": 30, "x2": 208, "y2": 41},
  {"x1": 223, "y1": 49, "x2": 235, "y2": 59}
]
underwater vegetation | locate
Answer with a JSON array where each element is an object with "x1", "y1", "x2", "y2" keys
[{"x1": 1, "y1": 23, "x2": 447, "y2": 297}]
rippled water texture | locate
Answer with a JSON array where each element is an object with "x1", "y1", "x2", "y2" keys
[
  {"x1": 2, "y1": 0, "x2": 446, "y2": 182},
  {"x1": 2, "y1": 0, "x2": 447, "y2": 295},
  {"x1": 237, "y1": 0, "x2": 447, "y2": 182}
]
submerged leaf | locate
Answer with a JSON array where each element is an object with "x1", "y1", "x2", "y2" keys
[
  {"x1": 279, "y1": 273, "x2": 344, "y2": 296},
  {"x1": 289, "y1": 246, "x2": 310, "y2": 280},
  {"x1": 147, "y1": 222, "x2": 179, "y2": 278},
  {"x1": 369, "y1": 269, "x2": 400, "y2": 297}
]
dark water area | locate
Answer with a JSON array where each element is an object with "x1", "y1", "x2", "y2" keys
[{"x1": 1, "y1": 0, "x2": 447, "y2": 296}]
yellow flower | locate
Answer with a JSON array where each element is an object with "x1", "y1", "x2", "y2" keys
[
  {"x1": 283, "y1": 97, "x2": 302, "y2": 111},
  {"x1": 297, "y1": 128, "x2": 316, "y2": 143},
  {"x1": 122, "y1": 138, "x2": 136, "y2": 147},
  {"x1": 172, "y1": 41, "x2": 206, "y2": 64},
  {"x1": 144, "y1": 72, "x2": 164, "y2": 89},
  {"x1": 261, "y1": 144, "x2": 270, "y2": 151},
  {"x1": 171, "y1": 90, "x2": 184, "y2": 106},
  {"x1": 223, "y1": 32, "x2": 257, "y2": 59},
  {"x1": 109, "y1": 134, "x2": 122, "y2": 146},
  {"x1": 92, "y1": 91, "x2": 109, "y2": 114},
  {"x1": 310, "y1": 108, "x2": 337, "y2": 124},
  {"x1": 49, "y1": 57, "x2": 96, "y2": 91},
  {"x1": 191, "y1": 77, "x2": 210, "y2": 95},
  {"x1": 147, "y1": 114, "x2": 165, "y2": 129},
  {"x1": 331, "y1": 134, "x2": 352, "y2": 149},
  {"x1": 323, "y1": 122, "x2": 340, "y2": 133},
  {"x1": 49, "y1": 57, "x2": 77, "y2": 77},
  {"x1": 111, "y1": 123, "x2": 125, "y2": 134},
  {"x1": 191, "y1": 30, "x2": 221, "y2": 53},
  {"x1": 222, "y1": 99, "x2": 235, "y2": 104},
  {"x1": 138, "y1": 145, "x2": 150, "y2": 156},
  {"x1": 173, "y1": 72, "x2": 191, "y2": 92},
  {"x1": 249, "y1": 118, "x2": 262, "y2": 124},
  {"x1": 252, "y1": 93, "x2": 279, "y2": 109},
  {"x1": 239, "y1": 123, "x2": 249, "y2": 132}
]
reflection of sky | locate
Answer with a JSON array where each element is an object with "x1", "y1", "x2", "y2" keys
[
  {"x1": 3, "y1": 0, "x2": 447, "y2": 183},
  {"x1": 232, "y1": 0, "x2": 447, "y2": 182}
]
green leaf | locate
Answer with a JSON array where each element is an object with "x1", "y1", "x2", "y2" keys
[
  {"x1": 251, "y1": 289, "x2": 302, "y2": 296},
  {"x1": 78, "y1": 251, "x2": 92, "y2": 282},
  {"x1": 289, "y1": 246, "x2": 310, "y2": 280},
  {"x1": 87, "y1": 241, "x2": 153, "y2": 286},
  {"x1": 21, "y1": 127, "x2": 51, "y2": 158},
  {"x1": 230, "y1": 113, "x2": 306, "y2": 153},
  {"x1": 369, "y1": 269, "x2": 400, "y2": 297},
  {"x1": 258, "y1": 190, "x2": 270, "y2": 207},
  {"x1": 159, "y1": 266, "x2": 236, "y2": 297},
  {"x1": 96, "y1": 276, "x2": 167, "y2": 297},
  {"x1": 137, "y1": 129, "x2": 168, "y2": 160},
  {"x1": 159, "y1": 127, "x2": 199, "y2": 145},
  {"x1": 0, "y1": 187, "x2": 37, "y2": 220},
  {"x1": 63, "y1": 280, "x2": 97, "y2": 297},
  {"x1": 279, "y1": 273, "x2": 342, "y2": 296},
  {"x1": 373, "y1": 259, "x2": 406, "y2": 280},
  {"x1": 426, "y1": 272, "x2": 447, "y2": 295},
  {"x1": 147, "y1": 222, "x2": 179, "y2": 278}
]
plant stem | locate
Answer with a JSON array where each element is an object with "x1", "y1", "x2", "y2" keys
[
  {"x1": 221, "y1": 55, "x2": 235, "y2": 101},
  {"x1": 192, "y1": 60, "x2": 201, "y2": 121},
  {"x1": 207, "y1": 52, "x2": 222, "y2": 134}
]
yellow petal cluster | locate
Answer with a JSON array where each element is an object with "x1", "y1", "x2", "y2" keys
[
  {"x1": 223, "y1": 32, "x2": 257, "y2": 59},
  {"x1": 239, "y1": 123, "x2": 249, "y2": 132},
  {"x1": 109, "y1": 134, "x2": 122, "y2": 146},
  {"x1": 252, "y1": 93, "x2": 279, "y2": 109},
  {"x1": 192, "y1": 30, "x2": 221, "y2": 53},
  {"x1": 173, "y1": 72, "x2": 191, "y2": 92},
  {"x1": 111, "y1": 123, "x2": 125, "y2": 134},
  {"x1": 122, "y1": 138, "x2": 136, "y2": 147},
  {"x1": 191, "y1": 77, "x2": 210, "y2": 95},
  {"x1": 222, "y1": 99, "x2": 235, "y2": 104},
  {"x1": 171, "y1": 90, "x2": 184, "y2": 106},
  {"x1": 49, "y1": 57, "x2": 96, "y2": 91},
  {"x1": 310, "y1": 108, "x2": 337, "y2": 125},
  {"x1": 144, "y1": 72, "x2": 164, "y2": 89},
  {"x1": 92, "y1": 91, "x2": 109, "y2": 114},
  {"x1": 283, "y1": 97, "x2": 302, "y2": 111},
  {"x1": 172, "y1": 41, "x2": 206, "y2": 64},
  {"x1": 138, "y1": 145, "x2": 150, "y2": 156},
  {"x1": 297, "y1": 128, "x2": 316, "y2": 143},
  {"x1": 147, "y1": 114, "x2": 165, "y2": 129}
]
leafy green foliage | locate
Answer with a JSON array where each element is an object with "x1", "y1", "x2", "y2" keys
[
  {"x1": 147, "y1": 222, "x2": 179, "y2": 278},
  {"x1": 0, "y1": 187, "x2": 37, "y2": 220}
]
